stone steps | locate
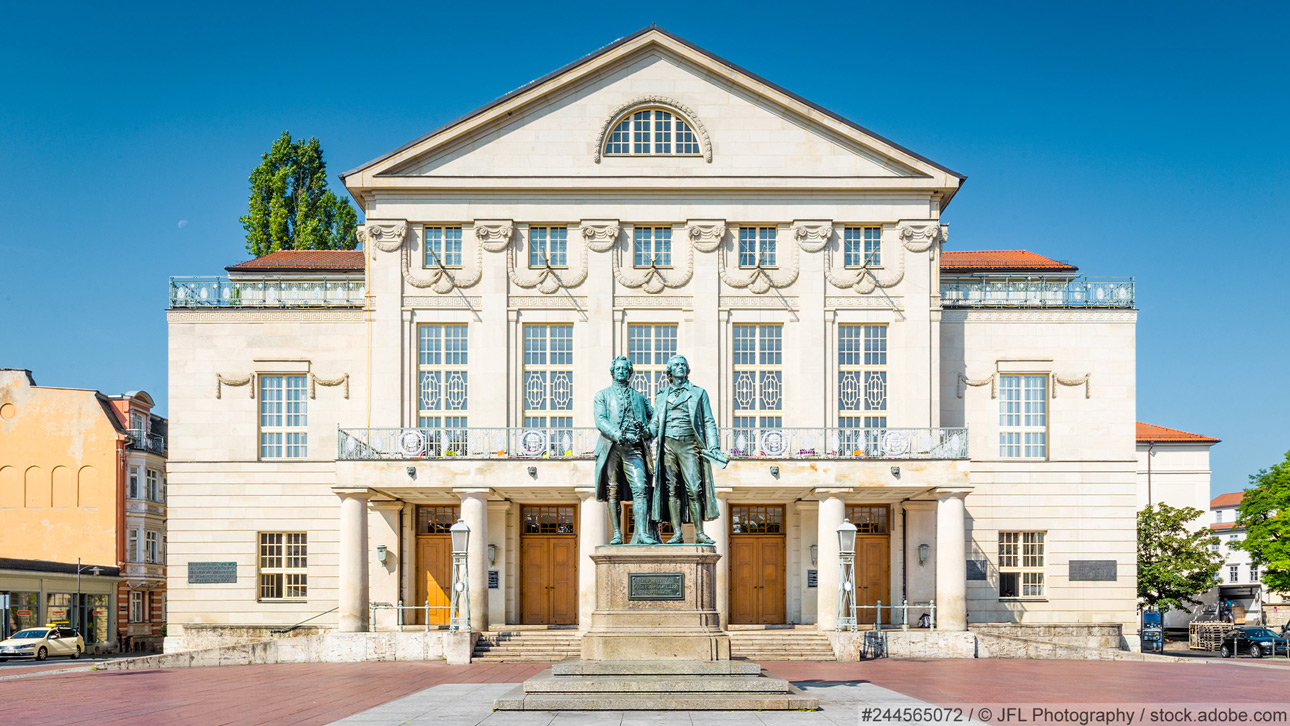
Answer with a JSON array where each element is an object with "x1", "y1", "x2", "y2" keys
[
  {"x1": 472, "y1": 630, "x2": 583, "y2": 662},
  {"x1": 730, "y1": 632, "x2": 836, "y2": 661}
]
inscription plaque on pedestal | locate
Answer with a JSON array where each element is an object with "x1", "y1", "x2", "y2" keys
[
  {"x1": 187, "y1": 561, "x2": 237, "y2": 584},
  {"x1": 628, "y1": 573, "x2": 684, "y2": 601}
]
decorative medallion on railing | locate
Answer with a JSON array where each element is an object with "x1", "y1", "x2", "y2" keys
[
  {"x1": 215, "y1": 373, "x2": 255, "y2": 399},
  {"x1": 686, "y1": 220, "x2": 726, "y2": 253},
  {"x1": 309, "y1": 372, "x2": 349, "y2": 399},
  {"x1": 356, "y1": 220, "x2": 408, "y2": 253},
  {"x1": 793, "y1": 221, "x2": 834, "y2": 253}
]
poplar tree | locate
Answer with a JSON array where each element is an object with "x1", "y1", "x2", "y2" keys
[
  {"x1": 241, "y1": 132, "x2": 358, "y2": 256},
  {"x1": 1138, "y1": 503, "x2": 1223, "y2": 612}
]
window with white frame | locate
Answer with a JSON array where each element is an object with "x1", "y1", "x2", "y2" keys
[
  {"x1": 628, "y1": 324, "x2": 678, "y2": 400},
  {"x1": 1251, "y1": 565, "x2": 1259, "y2": 582},
  {"x1": 128, "y1": 466, "x2": 140, "y2": 499},
  {"x1": 417, "y1": 324, "x2": 469, "y2": 453},
  {"x1": 130, "y1": 410, "x2": 146, "y2": 435},
  {"x1": 145, "y1": 531, "x2": 159, "y2": 564},
  {"x1": 424, "y1": 226, "x2": 463, "y2": 268},
  {"x1": 523, "y1": 324, "x2": 574, "y2": 453},
  {"x1": 127, "y1": 529, "x2": 139, "y2": 563},
  {"x1": 145, "y1": 469, "x2": 159, "y2": 502},
  {"x1": 259, "y1": 532, "x2": 307, "y2": 600},
  {"x1": 732, "y1": 324, "x2": 783, "y2": 451},
  {"x1": 129, "y1": 591, "x2": 144, "y2": 622},
  {"x1": 738, "y1": 227, "x2": 777, "y2": 267},
  {"x1": 633, "y1": 226, "x2": 672, "y2": 267},
  {"x1": 528, "y1": 226, "x2": 568, "y2": 268},
  {"x1": 999, "y1": 531, "x2": 1045, "y2": 598},
  {"x1": 1216, "y1": 509, "x2": 1223, "y2": 523},
  {"x1": 603, "y1": 108, "x2": 701, "y2": 156},
  {"x1": 843, "y1": 227, "x2": 882, "y2": 267},
  {"x1": 999, "y1": 375, "x2": 1047, "y2": 458},
  {"x1": 1229, "y1": 565, "x2": 1239, "y2": 583},
  {"x1": 837, "y1": 325, "x2": 887, "y2": 453},
  {"x1": 259, "y1": 375, "x2": 307, "y2": 458}
]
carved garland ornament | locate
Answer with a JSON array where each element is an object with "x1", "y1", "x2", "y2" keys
[
  {"x1": 613, "y1": 228, "x2": 694, "y2": 294},
  {"x1": 793, "y1": 221, "x2": 834, "y2": 253},
  {"x1": 401, "y1": 229, "x2": 483, "y2": 293},
  {"x1": 593, "y1": 96, "x2": 713, "y2": 164},
  {"x1": 825, "y1": 222, "x2": 946, "y2": 294},
  {"x1": 957, "y1": 372, "x2": 997, "y2": 399},
  {"x1": 216, "y1": 373, "x2": 255, "y2": 399},
  {"x1": 507, "y1": 227, "x2": 590, "y2": 294},
  {"x1": 718, "y1": 229, "x2": 799, "y2": 294},
  {"x1": 686, "y1": 221, "x2": 725, "y2": 253},
  {"x1": 1053, "y1": 373, "x2": 1091, "y2": 399},
  {"x1": 356, "y1": 221, "x2": 408, "y2": 253},
  {"x1": 474, "y1": 221, "x2": 514, "y2": 253},
  {"x1": 581, "y1": 221, "x2": 620, "y2": 253},
  {"x1": 309, "y1": 373, "x2": 350, "y2": 399}
]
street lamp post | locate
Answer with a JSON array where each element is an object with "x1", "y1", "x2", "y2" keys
[
  {"x1": 835, "y1": 519, "x2": 858, "y2": 632},
  {"x1": 448, "y1": 519, "x2": 470, "y2": 633}
]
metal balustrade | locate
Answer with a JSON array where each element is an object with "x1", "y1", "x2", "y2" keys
[
  {"x1": 169, "y1": 276, "x2": 365, "y2": 308},
  {"x1": 940, "y1": 276, "x2": 1134, "y2": 308},
  {"x1": 125, "y1": 429, "x2": 166, "y2": 455},
  {"x1": 337, "y1": 426, "x2": 968, "y2": 461}
]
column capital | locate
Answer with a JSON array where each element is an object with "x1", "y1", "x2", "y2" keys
[
  {"x1": 813, "y1": 487, "x2": 852, "y2": 500},
  {"x1": 333, "y1": 486, "x2": 375, "y2": 500},
  {"x1": 935, "y1": 487, "x2": 972, "y2": 502},
  {"x1": 715, "y1": 488, "x2": 734, "y2": 500},
  {"x1": 369, "y1": 499, "x2": 405, "y2": 512},
  {"x1": 574, "y1": 487, "x2": 597, "y2": 501},
  {"x1": 453, "y1": 488, "x2": 492, "y2": 500}
]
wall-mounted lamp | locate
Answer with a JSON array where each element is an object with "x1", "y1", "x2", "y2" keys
[
  {"x1": 487, "y1": 544, "x2": 497, "y2": 567},
  {"x1": 376, "y1": 544, "x2": 389, "y2": 565},
  {"x1": 769, "y1": 465, "x2": 780, "y2": 479},
  {"x1": 527, "y1": 466, "x2": 538, "y2": 479},
  {"x1": 918, "y1": 543, "x2": 930, "y2": 566},
  {"x1": 405, "y1": 466, "x2": 417, "y2": 480},
  {"x1": 809, "y1": 544, "x2": 818, "y2": 567},
  {"x1": 890, "y1": 466, "x2": 901, "y2": 479}
]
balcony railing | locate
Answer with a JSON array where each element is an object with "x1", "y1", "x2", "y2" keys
[
  {"x1": 940, "y1": 276, "x2": 1134, "y2": 308},
  {"x1": 337, "y1": 426, "x2": 968, "y2": 461},
  {"x1": 169, "y1": 276, "x2": 365, "y2": 308},
  {"x1": 126, "y1": 429, "x2": 166, "y2": 455}
]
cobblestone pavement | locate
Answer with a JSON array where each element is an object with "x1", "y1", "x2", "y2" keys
[{"x1": 1, "y1": 659, "x2": 1287, "y2": 725}]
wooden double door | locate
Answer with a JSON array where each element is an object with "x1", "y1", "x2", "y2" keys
[
  {"x1": 729, "y1": 505, "x2": 786, "y2": 624},
  {"x1": 520, "y1": 505, "x2": 578, "y2": 625}
]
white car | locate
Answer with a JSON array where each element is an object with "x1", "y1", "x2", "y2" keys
[{"x1": 0, "y1": 626, "x2": 85, "y2": 661}]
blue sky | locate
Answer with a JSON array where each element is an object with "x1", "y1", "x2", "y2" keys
[{"x1": 1, "y1": 1, "x2": 1285, "y2": 494}]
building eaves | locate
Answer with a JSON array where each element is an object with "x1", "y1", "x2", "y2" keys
[{"x1": 1136, "y1": 421, "x2": 1221, "y2": 445}]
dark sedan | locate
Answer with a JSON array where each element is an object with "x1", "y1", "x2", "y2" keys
[{"x1": 1220, "y1": 627, "x2": 1288, "y2": 658}]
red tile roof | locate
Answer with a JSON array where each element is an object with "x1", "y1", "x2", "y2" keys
[
  {"x1": 226, "y1": 250, "x2": 364, "y2": 272},
  {"x1": 1136, "y1": 422, "x2": 1221, "y2": 444},
  {"x1": 1211, "y1": 492, "x2": 1244, "y2": 508},
  {"x1": 940, "y1": 250, "x2": 1078, "y2": 273},
  {"x1": 1210, "y1": 522, "x2": 1236, "y2": 530}
]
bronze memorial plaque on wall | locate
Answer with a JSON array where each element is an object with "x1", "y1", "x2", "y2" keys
[{"x1": 628, "y1": 573, "x2": 684, "y2": 601}]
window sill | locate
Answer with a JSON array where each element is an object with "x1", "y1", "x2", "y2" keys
[
  {"x1": 257, "y1": 599, "x2": 307, "y2": 604},
  {"x1": 633, "y1": 266, "x2": 674, "y2": 270},
  {"x1": 998, "y1": 597, "x2": 1048, "y2": 602},
  {"x1": 844, "y1": 265, "x2": 884, "y2": 270},
  {"x1": 424, "y1": 265, "x2": 464, "y2": 270}
]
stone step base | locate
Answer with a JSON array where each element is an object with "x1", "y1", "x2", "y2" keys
[
  {"x1": 523, "y1": 672, "x2": 788, "y2": 693},
  {"x1": 473, "y1": 629, "x2": 582, "y2": 662},
  {"x1": 494, "y1": 686, "x2": 819, "y2": 711}
]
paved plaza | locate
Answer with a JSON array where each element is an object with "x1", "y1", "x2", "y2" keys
[{"x1": 2, "y1": 659, "x2": 1290, "y2": 725}]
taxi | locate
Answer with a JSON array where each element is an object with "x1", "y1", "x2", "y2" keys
[{"x1": 0, "y1": 625, "x2": 85, "y2": 661}]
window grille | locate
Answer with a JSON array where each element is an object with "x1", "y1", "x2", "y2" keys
[
  {"x1": 999, "y1": 531, "x2": 1045, "y2": 597},
  {"x1": 627, "y1": 323, "x2": 678, "y2": 400},
  {"x1": 417, "y1": 506, "x2": 460, "y2": 535},
  {"x1": 999, "y1": 375, "x2": 1047, "y2": 458},
  {"x1": 528, "y1": 226, "x2": 568, "y2": 268},
  {"x1": 603, "y1": 108, "x2": 701, "y2": 156},
  {"x1": 845, "y1": 505, "x2": 890, "y2": 534},
  {"x1": 730, "y1": 505, "x2": 784, "y2": 534},
  {"x1": 259, "y1": 375, "x2": 307, "y2": 459},
  {"x1": 633, "y1": 226, "x2": 673, "y2": 267},
  {"x1": 837, "y1": 325, "x2": 888, "y2": 454},
  {"x1": 738, "y1": 227, "x2": 777, "y2": 267},
  {"x1": 523, "y1": 324, "x2": 574, "y2": 454},
  {"x1": 522, "y1": 505, "x2": 575, "y2": 534},
  {"x1": 424, "y1": 226, "x2": 463, "y2": 268},
  {"x1": 843, "y1": 227, "x2": 882, "y2": 267},
  {"x1": 259, "y1": 532, "x2": 308, "y2": 600},
  {"x1": 732, "y1": 324, "x2": 783, "y2": 453},
  {"x1": 417, "y1": 324, "x2": 469, "y2": 452}
]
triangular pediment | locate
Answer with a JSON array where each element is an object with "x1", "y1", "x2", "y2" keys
[{"x1": 343, "y1": 27, "x2": 963, "y2": 197}]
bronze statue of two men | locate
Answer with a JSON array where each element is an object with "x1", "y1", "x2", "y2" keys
[{"x1": 593, "y1": 354, "x2": 727, "y2": 546}]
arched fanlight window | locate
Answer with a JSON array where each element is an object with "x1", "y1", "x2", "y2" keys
[{"x1": 603, "y1": 107, "x2": 703, "y2": 157}]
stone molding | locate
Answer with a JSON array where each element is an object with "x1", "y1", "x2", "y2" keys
[
  {"x1": 719, "y1": 295, "x2": 800, "y2": 309},
  {"x1": 356, "y1": 220, "x2": 408, "y2": 253},
  {"x1": 167, "y1": 310, "x2": 364, "y2": 323},
  {"x1": 509, "y1": 295, "x2": 589, "y2": 309},
  {"x1": 593, "y1": 96, "x2": 713, "y2": 164},
  {"x1": 825, "y1": 296, "x2": 905, "y2": 308},
  {"x1": 940, "y1": 310, "x2": 1137, "y2": 323},
  {"x1": 402, "y1": 296, "x2": 483, "y2": 309},
  {"x1": 614, "y1": 296, "x2": 693, "y2": 308}
]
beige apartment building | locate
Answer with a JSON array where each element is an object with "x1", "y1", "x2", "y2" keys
[{"x1": 165, "y1": 27, "x2": 1140, "y2": 655}]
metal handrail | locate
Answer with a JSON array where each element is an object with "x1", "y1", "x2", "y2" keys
[
  {"x1": 269, "y1": 606, "x2": 338, "y2": 635},
  {"x1": 369, "y1": 600, "x2": 452, "y2": 632},
  {"x1": 941, "y1": 275, "x2": 1134, "y2": 308},
  {"x1": 861, "y1": 599, "x2": 937, "y2": 631},
  {"x1": 125, "y1": 429, "x2": 166, "y2": 455},
  {"x1": 337, "y1": 426, "x2": 969, "y2": 461},
  {"x1": 169, "y1": 276, "x2": 364, "y2": 308}
]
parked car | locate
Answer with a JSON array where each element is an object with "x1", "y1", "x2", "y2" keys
[
  {"x1": 1219, "y1": 627, "x2": 1288, "y2": 658},
  {"x1": 0, "y1": 626, "x2": 85, "y2": 661}
]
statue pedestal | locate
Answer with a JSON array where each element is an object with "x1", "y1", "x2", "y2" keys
[{"x1": 581, "y1": 544, "x2": 730, "y2": 661}]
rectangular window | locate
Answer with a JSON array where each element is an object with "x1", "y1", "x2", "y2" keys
[
  {"x1": 145, "y1": 531, "x2": 159, "y2": 564},
  {"x1": 145, "y1": 469, "x2": 159, "y2": 502},
  {"x1": 999, "y1": 532, "x2": 1045, "y2": 598},
  {"x1": 633, "y1": 226, "x2": 673, "y2": 268},
  {"x1": 1251, "y1": 565, "x2": 1259, "y2": 582},
  {"x1": 1229, "y1": 565, "x2": 1239, "y2": 583},
  {"x1": 627, "y1": 324, "x2": 678, "y2": 400},
  {"x1": 259, "y1": 375, "x2": 307, "y2": 459},
  {"x1": 843, "y1": 227, "x2": 882, "y2": 267},
  {"x1": 129, "y1": 591, "x2": 144, "y2": 623},
  {"x1": 127, "y1": 530, "x2": 139, "y2": 563},
  {"x1": 424, "y1": 226, "x2": 463, "y2": 268},
  {"x1": 528, "y1": 226, "x2": 568, "y2": 268},
  {"x1": 999, "y1": 375, "x2": 1047, "y2": 458},
  {"x1": 730, "y1": 505, "x2": 784, "y2": 534},
  {"x1": 259, "y1": 532, "x2": 308, "y2": 600},
  {"x1": 523, "y1": 324, "x2": 574, "y2": 454},
  {"x1": 417, "y1": 324, "x2": 469, "y2": 452},
  {"x1": 522, "y1": 505, "x2": 576, "y2": 534},
  {"x1": 837, "y1": 325, "x2": 888, "y2": 454},
  {"x1": 738, "y1": 227, "x2": 777, "y2": 267},
  {"x1": 128, "y1": 466, "x2": 139, "y2": 499},
  {"x1": 731, "y1": 324, "x2": 783, "y2": 451},
  {"x1": 844, "y1": 505, "x2": 890, "y2": 534}
]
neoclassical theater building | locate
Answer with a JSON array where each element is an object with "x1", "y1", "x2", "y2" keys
[{"x1": 165, "y1": 27, "x2": 1138, "y2": 655}]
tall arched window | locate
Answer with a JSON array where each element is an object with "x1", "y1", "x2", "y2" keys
[{"x1": 603, "y1": 108, "x2": 702, "y2": 157}]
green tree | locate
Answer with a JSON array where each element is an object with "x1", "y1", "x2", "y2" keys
[
  {"x1": 1236, "y1": 451, "x2": 1290, "y2": 594},
  {"x1": 240, "y1": 131, "x2": 358, "y2": 256},
  {"x1": 1138, "y1": 502, "x2": 1222, "y2": 612}
]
